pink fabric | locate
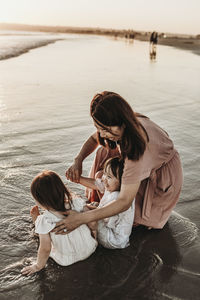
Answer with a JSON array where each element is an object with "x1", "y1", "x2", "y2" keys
[
  {"x1": 87, "y1": 116, "x2": 183, "y2": 229},
  {"x1": 86, "y1": 147, "x2": 119, "y2": 202}
]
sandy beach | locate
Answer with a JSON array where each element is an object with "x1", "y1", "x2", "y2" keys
[{"x1": 135, "y1": 34, "x2": 200, "y2": 56}]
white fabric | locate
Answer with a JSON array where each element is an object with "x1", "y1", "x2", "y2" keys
[
  {"x1": 97, "y1": 190, "x2": 135, "y2": 249},
  {"x1": 95, "y1": 178, "x2": 105, "y2": 194},
  {"x1": 35, "y1": 197, "x2": 97, "y2": 266}
]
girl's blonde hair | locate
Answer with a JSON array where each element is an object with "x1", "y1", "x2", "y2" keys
[{"x1": 31, "y1": 170, "x2": 72, "y2": 211}]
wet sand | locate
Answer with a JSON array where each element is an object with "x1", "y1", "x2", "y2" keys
[
  {"x1": 1, "y1": 212, "x2": 199, "y2": 300},
  {"x1": 0, "y1": 31, "x2": 200, "y2": 300}
]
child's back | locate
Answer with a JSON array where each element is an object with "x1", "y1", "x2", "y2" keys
[
  {"x1": 21, "y1": 170, "x2": 97, "y2": 276},
  {"x1": 35, "y1": 197, "x2": 97, "y2": 266}
]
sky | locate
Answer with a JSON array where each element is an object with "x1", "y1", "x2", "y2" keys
[{"x1": 0, "y1": 0, "x2": 200, "y2": 35}]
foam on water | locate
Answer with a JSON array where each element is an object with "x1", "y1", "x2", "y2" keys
[{"x1": 0, "y1": 31, "x2": 63, "y2": 61}]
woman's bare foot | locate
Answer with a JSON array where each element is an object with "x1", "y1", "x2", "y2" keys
[{"x1": 30, "y1": 206, "x2": 40, "y2": 223}]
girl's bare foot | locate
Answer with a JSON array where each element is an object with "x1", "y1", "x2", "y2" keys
[
  {"x1": 133, "y1": 222, "x2": 140, "y2": 228},
  {"x1": 147, "y1": 227, "x2": 153, "y2": 230},
  {"x1": 86, "y1": 202, "x2": 99, "y2": 210},
  {"x1": 30, "y1": 206, "x2": 40, "y2": 223}
]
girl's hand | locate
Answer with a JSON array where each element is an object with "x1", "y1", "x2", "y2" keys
[
  {"x1": 52, "y1": 210, "x2": 82, "y2": 234},
  {"x1": 21, "y1": 263, "x2": 42, "y2": 276},
  {"x1": 66, "y1": 158, "x2": 82, "y2": 183},
  {"x1": 86, "y1": 202, "x2": 99, "y2": 210}
]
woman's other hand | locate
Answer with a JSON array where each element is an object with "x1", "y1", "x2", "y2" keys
[
  {"x1": 52, "y1": 210, "x2": 82, "y2": 234},
  {"x1": 66, "y1": 158, "x2": 82, "y2": 183}
]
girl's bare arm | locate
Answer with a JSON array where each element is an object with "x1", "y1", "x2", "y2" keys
[
  {"x1": 21, "y1": 234, "x2": 51, "y2": 275},
  {"x1": 79, "y1": 176, "x2": 98, "y2": 190}
]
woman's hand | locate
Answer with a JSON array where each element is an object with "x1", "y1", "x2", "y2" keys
[
  {"x1": 66, "y1": 158, "x2": 82, "y2": 183},
  {"x1": 52, "y1": 210, "x2": 83, "y2": 234}
]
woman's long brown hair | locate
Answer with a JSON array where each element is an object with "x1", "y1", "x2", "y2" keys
[
  {"x1": 90, "y1": 91, "x2": 149, "y2": 161},
  {"x1": 31, "y1": 170, "x2": 72, "y2": 211}
]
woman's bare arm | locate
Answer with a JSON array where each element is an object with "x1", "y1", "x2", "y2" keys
[
  {"x1": 75, "y1": 133, "x2": 98, "y2": 162},
  {"x1": 66, "y1": 133, "x2": 98, "y2": 182},
  {"x1": 53, "y1": 182, "x2": 140, "y2": 234}
]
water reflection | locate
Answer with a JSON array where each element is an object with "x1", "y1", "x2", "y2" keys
[
  {"x1": 35, "y1": 220, "x2": 182, "y2": 300},
  {"x1": 149, "y1": 49, "x2": 157, "y2": 61},
  {"x1": 0, "y1": 83, "x2": 6, "y2": 111},
  {"x1": 0, "y1": 211, "x2": 198, "y2": 299},
  {"x1": 0, "y1": 83, "x2": 8, "y2": 128}
]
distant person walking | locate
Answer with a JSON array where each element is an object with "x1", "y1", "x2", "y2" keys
[{"x1": 149, "y1": 31, "x2": 158, "y2": 59}]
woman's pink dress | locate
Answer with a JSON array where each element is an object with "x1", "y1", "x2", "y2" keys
[{"x1": 87, "y1": 116, "x2": 183, "y2": 229}]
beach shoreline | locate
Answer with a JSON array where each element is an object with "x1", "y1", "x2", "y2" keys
[
  {"x1": 0, "y1": 38, "x2": 63, "y2": 61},
  {"x1": 1, "y1": 22, "x2": 200, "y2": 57}
]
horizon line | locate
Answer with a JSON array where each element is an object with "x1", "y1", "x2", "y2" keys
[{"x1": 0, "y1": 22, "x2": 197, "y2": 38}]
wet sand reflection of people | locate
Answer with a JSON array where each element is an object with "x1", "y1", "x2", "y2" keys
[
  {"x1": 150, "y1": 31, "x2": 158, "y2": 60},
  {"x1": 36, "y1": 222, "x2": 181, "y2": 300}
]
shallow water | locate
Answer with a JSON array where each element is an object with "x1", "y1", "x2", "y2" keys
[{"x1": 0, "y1": 32, "x2": 200, "y2": 299}]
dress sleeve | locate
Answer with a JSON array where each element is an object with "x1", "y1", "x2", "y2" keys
[
  {"x1": 72, "y1": 197, "x2": 87, "y2": 212},
  {"x1": 122, "y1": 153, "x2": 152, "y2": 185},
  {"x1": 35, "y1": 215, "x2": 56, "y2": 234}
]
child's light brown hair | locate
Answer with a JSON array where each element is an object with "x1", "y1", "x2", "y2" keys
[{"x1": 31, "y1": 170, "x2": 72, "y2": 211}]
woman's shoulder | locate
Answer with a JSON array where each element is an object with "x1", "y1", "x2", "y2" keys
[{"x1": 138, "y1": 115, "x2": 170, "y2": 139}]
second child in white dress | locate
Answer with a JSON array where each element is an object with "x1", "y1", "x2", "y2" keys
[
  {"x1": 77, "y1": 157, "x2": 135, "y2": 249},
  {"x1": 21, "y1": 170, "x2": 97, "y2": 276}
]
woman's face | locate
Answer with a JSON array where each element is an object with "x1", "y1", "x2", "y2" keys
[{"x1": 94, "y1": 121, "x2": 124, "y2": 142}]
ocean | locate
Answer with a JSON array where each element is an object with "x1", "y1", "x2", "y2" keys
[{"x1": 0, "y1": 31, "x2": 200, "y2": 300}]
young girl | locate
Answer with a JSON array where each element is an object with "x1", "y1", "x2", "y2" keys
[
  {"x1": 76, "y1": 157, "x2": 135, "y2": 249},
  {"x1": 21, "y1": 171, "x2": 97, "y2": 276}
]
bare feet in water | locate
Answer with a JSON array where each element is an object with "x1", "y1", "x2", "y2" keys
[
  {"x1": 30, "y1": 205, "x2": 40, "y2": 223},
  {"x1": 133, "y1": 222, "x2": 152, "y2": 230}
]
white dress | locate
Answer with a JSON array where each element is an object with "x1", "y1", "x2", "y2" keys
[
  {"x1": 95, "y1": 179, "x2": 135, "y2": 249},
  {"x1": 35, "y1": 197, "x2": 97, "y2": 266}
]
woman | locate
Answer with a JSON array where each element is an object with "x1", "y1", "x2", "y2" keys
[{"x1": 53, "y1": 91, "x2": 183, "y2": 234}]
